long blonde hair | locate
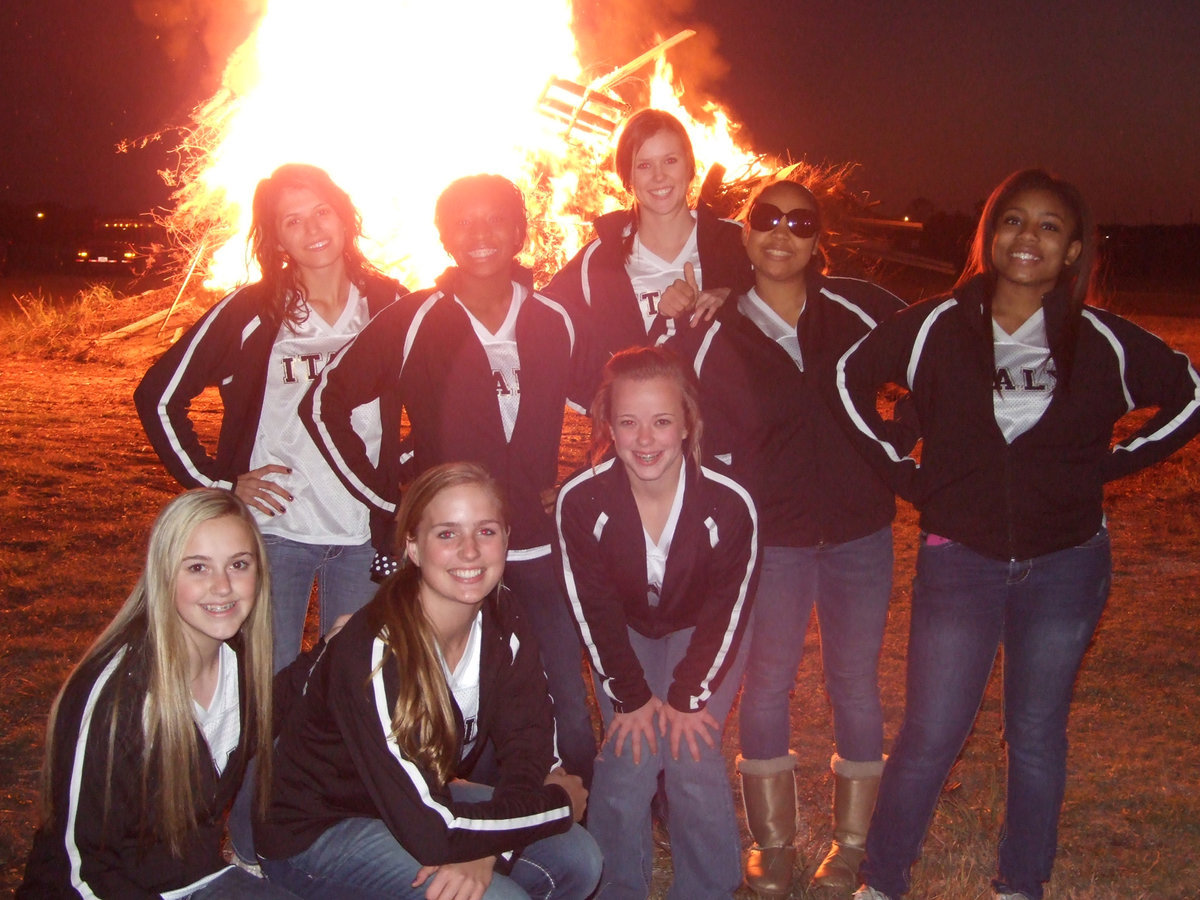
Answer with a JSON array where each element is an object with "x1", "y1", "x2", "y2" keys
[
  {"x1": 368, "y1": 462, "x2": 508, "y2": 786},
  {"x1": 40, "y1": 489, "x2": 274, "y2": 856}
]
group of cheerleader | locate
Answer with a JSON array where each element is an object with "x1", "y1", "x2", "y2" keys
[{"x1": 19, "y1": 107, "x2": 1200, "y2": 900}]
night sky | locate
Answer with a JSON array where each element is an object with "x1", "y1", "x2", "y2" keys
[{"x1": 2, "y1": 0, "x2": 1198, "y2": 224}]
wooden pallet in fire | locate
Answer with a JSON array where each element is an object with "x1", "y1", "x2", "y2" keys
[{"x1": 537, "y1": 30, "x2": 696, "y2": 141}]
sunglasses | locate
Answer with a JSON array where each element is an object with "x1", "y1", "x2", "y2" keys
[{"x1": 748, "y1": 202, "x2": 819, "y2": 239}]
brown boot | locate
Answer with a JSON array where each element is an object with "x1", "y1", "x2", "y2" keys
[
  {"x1": 810, "y1": 755, "x2": 885, "y2": 895},
  {"x1": 737, "y1": 752, "x2": 799, "y2": 899}
]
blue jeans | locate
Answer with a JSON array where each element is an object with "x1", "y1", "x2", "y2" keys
[
  {"x1": 589, "y1": 627, "x2": 748, "y2": 900},
  {"x1": 738, "y1": 527, "x2": 893, "y2": 762},
  {"x1": 264, "y1": 535, "x2": 378, "y2": 673},
  {"x1": 185, "y1": 867, "x2": 301, "y2": 899},
  {"x1": 861, "y1": 530, "x2": 1111, "y2": 900},
  {"x1": 230, "y1": 537, "x2": 378, "y2": 863},
  {"x1": 260, "y1": 783, "x2": 602, "y2": 900},
  {"x1": 505, "y1": 554, "x2": 597, "y2": 787}
]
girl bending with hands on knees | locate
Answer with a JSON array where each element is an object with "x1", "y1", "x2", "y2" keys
[
  {"x1": 555, "y1": 347, "x2": 758, "y2": 899},
  {"x1": 135, "y1": 163, "x2": 405, "y2": 673},
  {"x1": 19, "y1": 489, "x2": 299, "y2": 899},
  {"x1": 668, "y1": 177, "x2": 911, "y2": 898},
  {"x1": 545, "y1": 108, "x2": 752, "y2": 361},
  {"x1": 834, "y1": 170, "x2": 1200, "y2": 900},
  {"x1": 256, "y1": 462, "x2": 602, "y2": 900}
]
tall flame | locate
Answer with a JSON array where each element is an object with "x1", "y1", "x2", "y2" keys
[{"x1": 168, "y1": 0, "x2": 769, "y2": 290}]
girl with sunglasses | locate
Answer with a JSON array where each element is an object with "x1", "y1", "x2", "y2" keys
[
  {"x1": 545, "y1": 108, "x2": 752, "y2": 364},
  {"x1": 669, "y1": 178, "x2": 910, "y2": 899},
  {"x1": 836, "y1": 170, "x2": 1200, "y2": 900}
]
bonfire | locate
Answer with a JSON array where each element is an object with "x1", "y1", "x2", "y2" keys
[{"x1": 155, "y1": 1, "x2": 869, "y2": 293}]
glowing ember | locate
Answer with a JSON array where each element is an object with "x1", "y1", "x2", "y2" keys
[{"x1": 167, "y1": 2, "x2": 771, "y2": 290}]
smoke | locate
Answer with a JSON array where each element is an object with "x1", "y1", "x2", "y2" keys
[
  {"x1": 131, "y1": 0, "x2": 265, "y2": 91},
  {"x1": 571, "y1": 0, "x2": 730, "y2": 113}
]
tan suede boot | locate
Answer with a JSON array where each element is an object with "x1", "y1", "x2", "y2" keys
[
  {"x1": 737, "y1": 752, "x2": 799, "y2": 899},
  {"x1": 810, "y1": 754, "x2": 885, "y2": 895}
]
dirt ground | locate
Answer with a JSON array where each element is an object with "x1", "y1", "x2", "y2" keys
[{"x1": 2, "y1": 306, "x2": 1200, "y2": 897}]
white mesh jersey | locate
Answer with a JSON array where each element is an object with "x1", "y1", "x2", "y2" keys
[
  {"x1": 738, "y1": 288, "x2": 805, "y2": 370},
  {"x1": 458, "y1": 284, "x2": 524, "y2": 442},
  {"x1": 440, "y1": 611, "x2": 483, "y2": 760},
  {"x1": 642, "y1": 464, "x2": 687, "y2": 609},
  {"x1": 251, "y1": 285, "x2": 380, "y2": 543},
  {"x1": 626, "y1": 215, "x2": 702, "y2": 334},
  {"x1": 992, "y1": 308, "x2": 1055, "y2": 443},
  {"x1": 192, "y1": 642, "x2": 240, "y2": 776}
]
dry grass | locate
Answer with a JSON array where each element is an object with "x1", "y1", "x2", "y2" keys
[
  {"x1": 0, "y1": 279, "x2": 218, "y2": 363},
  {"x1": 3, "y1": 284, "x2": 149, "y2": 358},
  {"x1": 1, "y1": 294, "x2": 1198, "y2": 898}
]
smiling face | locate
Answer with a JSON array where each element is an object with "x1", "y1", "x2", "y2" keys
[
  {"x1": 173, "y1": 514, "x2": 258, "y2": 661},
  {"x1": 629, "y1": 128, "x2": 695, "y2": 220},
  {"x1": 990, "y1": 187, "x2": 1082, "y2": 295},
  {"x1": 743, "y1": 182, "x2": 819, "y2": 286},
  {"x1": 438, "y1": 188, "x2": 526, "y2": 281},
  {"x1": 275, "y1": 185, "x2": 348, "y2": 277},
  {"x1": 610, "y1": 374, "x2": 689, "y2": 488},
  {"x1": 407, "y1": 483, "x2": 509, "y2": 615}
]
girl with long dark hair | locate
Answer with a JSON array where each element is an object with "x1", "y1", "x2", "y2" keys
[
  {"x1": 136, "y1": 163, "x2": 405, "y2": 673},
  {"x1": 835, "y1": 170, "x2": 1200, "y2": 900}
]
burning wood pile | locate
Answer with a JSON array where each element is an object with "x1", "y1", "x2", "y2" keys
[{"x1": 154, "y1": 5, "x2": 880, "y2": 294}]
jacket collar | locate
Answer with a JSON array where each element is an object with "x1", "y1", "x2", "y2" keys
[
  {"x1": 605, "y1": 452, "x2": 702, "y2": 520},
  {"x1": 592, "y1": 202, "x2": 723, "y2": 246},
  {"x1": 957, "y1": 272, "x2": 1074, "y2": 341},
  {"x1": 432, "y1": 263, "x2": 535, "y2": 299}
]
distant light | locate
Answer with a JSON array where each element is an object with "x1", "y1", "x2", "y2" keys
[
  {"x1": 903, "y1": 215, "x2": 910, "y2": 222},
  {"x1": 35, "y1": 211, "x2": 45, "y2": 219}
]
